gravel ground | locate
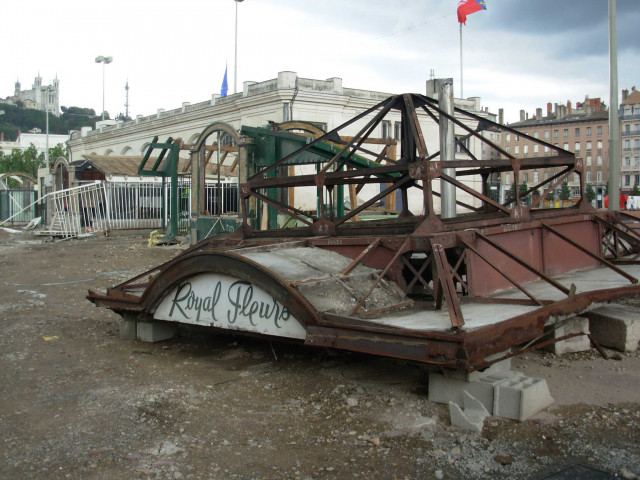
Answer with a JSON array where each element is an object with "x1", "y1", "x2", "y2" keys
[{"x1": 1, "y1": 228, "x2": 639, "y2": 480}]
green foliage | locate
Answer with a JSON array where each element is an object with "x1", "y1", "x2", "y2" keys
[
  {"x1": 546, "y1": 189, "x2": 555, "y2": 201},
  {"x1": 559, "y1": 181, "x2": 571, "y2": 200},
  {"x1": 506, "y1": 182, "x2": 517, "y2": 203},
  {"x1": 586, "y1": 184, "x2": 596, "y2": 203},
  {"x1": 0, "y1": 142, "x2": 66, "y2": 179},
  {"x1": 631, "y1": 183, "x2": 640, "y2": 196},
  {"x1": 0, "y1": 103, "x2": 101, "y2": 141}
]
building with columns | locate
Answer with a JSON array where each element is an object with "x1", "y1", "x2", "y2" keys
[{"x1": 620, "y1": 87, "x2": 640, "y2": 193}]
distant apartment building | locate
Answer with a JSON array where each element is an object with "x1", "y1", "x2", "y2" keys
[
  {"x1": 501, "y1": 98, "x2": 609, "y2": 206},
  {"x1": 620, "y1": 87, "x2": 640, "y2": 192}
]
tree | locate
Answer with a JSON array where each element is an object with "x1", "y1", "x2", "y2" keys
[
  {"x1": 586, "y1": 184, "x2": 596, "y2": 203},
  {"x1": 559, "y1": 181, "x2": 571, "y2": 201},
  {"x1": 631, "y1": 183, "x2": 640, "y2": 196},
  {"x1": 0, "y1": 142, "x2": 66, "y2": 180},
  {"x1": 519, "y1": 182, "x2": 529, "y2": 205},
  {"x1": 506, "y1": 182, "x2": 517, "y2": 204}
]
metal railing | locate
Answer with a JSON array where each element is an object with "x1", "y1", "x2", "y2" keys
[{"x1": 0, "y1": 190, "x2": 38, "y2": 225}]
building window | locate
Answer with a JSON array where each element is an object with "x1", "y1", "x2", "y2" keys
[
  {"x1": 381, "y1": 121, "x2": 391, "y2": 139},
  {"x1": 625, "y1": 175, "x2": 631, "y2": 187},
  {"x1": 587, "y1": 171, "x2": 592, "y2": 182},
  {"x1": 597, "y1": 155, "x2": 603, "y2": 165},
  {"x1": 575, "y1": 142, "x2": 580, "y2": 151},
  {"x1": 534, "y1": 171, "x2": 539, "y2": 183},
  {"x1": 549, "y1": 130, "x2": 554, "y2": 139},
  {"x1": 635, "y1": 124, "x2": 640, "y2": 134},
  {"x1": 523, "y1": 173, "x2": 528, "y2": 183},
  {"x1": 597, "y1": 140, "x2": 603, "y2": 150},
  {"x1": 563, "y1": 143, "x2": 569, "y2": 150},
  {"x1": 635, "y1": 139, "x2": 640, "y2": 149},
  {"x1": 505, "y1": 173, "x2": 510, "y2": 185},
  {"x1": 514, "y1": 145, "x2": 519, "y2": 155},
  {"x1": 596, "y1": 171, "x2": 602, "y2": 183},
  {"x1": 534, "y1": 131, "x2": 539, "y2": 139},
  {"x1": 635, "y1": 156, "x2": 640, "y2": 167},
  {"x1": 574, "y1": 173, "x2": 579, "y2": 183},
  {"x1": 523, "y1": 145, "x2": 529, "y2": 155},
  {"x1": 586, "y1": 155, "x2": 592, "y2": 166},
  {"x1": 575, "y1": 128, "x2": 580, "y2": 137},
  {"x1": 625, "y1": 156, "x2": 631, "y2": 166},
  {"x1": 624, "y1": 139, "x2": 631, "y2": 150},
  {"x1": 394, "y1": 122, "x2": 402, "y2": 140},
  {"x1": 455, "y1": 135, "x2": 470, "y2": 154},
  {"x1": 533, "y1": 144, "x2": 539, "y2": 154},
  {"x1": 563, "y1": 129, "x2": 569, "y2": 138},
  {"x1": 587, "y1": 127, "x2": 592, "y2": 136},
  {"x1": 625, "y1": 124, "x2": 631, "y2": 134},
  {"x1": 515, "y1": 134, "x2": 520, "y2": 141},
  {"x1": 586, "y1": 141, "x2": 592, "y2": 151},
  {"x1": 635, "y1": 174, "x2": 640, "y2": 186},
  {"x1": 544, "y1": 146, "x2": 550, "y2": 154},
  {"x1": 597, "y1": 126, "x2": 603, "y2": 135}
]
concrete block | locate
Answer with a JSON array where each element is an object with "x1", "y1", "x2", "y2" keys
[
  {"x1": 430, "y1": 371, "x2": 554, "y2": 422},
  {"x1": 119, "y1": 313, "x2": 137, "y2": 340},
  {"x1": 447, "y1": 351, "x2": 513, "y2": 382},
  {"x1": 449, "y1": 391, "x2": 490, "y2": 432},
  {"x1": 136, "y1": 321, "x2": 177, "y2": 343},
  {"x1": 493, "y1": 376, "x2": 554, "y2": 421},
  {"x1": 586, "y1": 306, "x2": 640, "y2": 352},
  {"x1": 544, "y1": 316, "x2": 591, "y2": 354}
]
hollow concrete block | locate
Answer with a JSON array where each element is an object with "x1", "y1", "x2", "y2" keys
[
  {"x1": 449, "y1": 391, "x2": 490, "y2": 432},
  {"x1": 586, "y1": 306, "x2": 640, "y2": 352},
  {"x1": 544, "y1": 316, "x2": 591, "y2": 355},
  {"x1": 136, "y1": 321, "x2": 177, "y2": 343},
  {"x1": 119, "y1": 313, "x2": 137, "y2": 340}
]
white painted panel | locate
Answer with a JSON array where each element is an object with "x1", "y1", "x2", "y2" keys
[{"x1": 154, "y1": 273, "x2": 306, "y2": 339}]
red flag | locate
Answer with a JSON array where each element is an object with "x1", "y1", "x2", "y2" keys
[{"x1": 457, "y1": 0, "x2": 486, "y2": 25}]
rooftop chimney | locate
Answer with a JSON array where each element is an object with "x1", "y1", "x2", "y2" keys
[
  {"x1": 520, "y1": 109, "x2": 525, "y2": 121},
  {"x1": 547, "y1": 102, "x2": 552, "y2": 116},
  {"x1": 536, "y1": 108, "x2": 542, "y2": 120},
  {"x1": 622, "y1": 89, "x2": 629, "y2": 102},
  {"x1": 498, "y1": 108, "x2": 504, "y2": 125},
  {"x1": 567, "y1": 101, "x2": 572, "y2": 115}
]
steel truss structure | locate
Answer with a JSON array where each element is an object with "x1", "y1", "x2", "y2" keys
[{"x1": 89, "y1": 94, "x2": 640, "y2": 372}]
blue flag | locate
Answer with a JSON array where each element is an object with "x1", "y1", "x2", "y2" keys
[{"x1": 220, "y1": 66, "x2": 228, "y2": 97}]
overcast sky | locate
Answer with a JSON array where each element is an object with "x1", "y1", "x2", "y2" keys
[{"x1": 2, "y1": 0, "x2": 638, "y2": 124}]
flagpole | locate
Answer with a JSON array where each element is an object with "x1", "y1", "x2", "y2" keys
[{"x1": 460, "y1": 23, "x2": 463, "y2": 99}]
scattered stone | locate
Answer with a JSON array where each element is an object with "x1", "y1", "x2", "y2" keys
[
  {"x1": 346, "y1": 397, "x2": 358, "y2": 407},
  {"x1": 494, "y1": 454, "x2": 514, "y2": 466},
  {"x1": 435, "y1": 470, "x2": 444, "y2": 479}
]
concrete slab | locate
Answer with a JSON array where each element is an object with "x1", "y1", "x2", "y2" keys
[
  {"x1": 430, "y1": 370, "x2": 554, "y2": 421},
  {"x1": 586, "y1": 306, "x2": 640, "y2": 352},
  {"x1": 136, "y1": 321, "x2": 177, "y2": 343},
  {"x1": 544, "y1": 316, "x2": 591, "y2": 355}
]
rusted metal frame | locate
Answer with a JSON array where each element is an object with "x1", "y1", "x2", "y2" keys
[
  {"x1": 454, "y1": 131, "x2": 480, "y2": 162},
  {"x1": 612, "y1": 213, "x2": 640, "y2": 242},
  {"x1": 349, "y1": 237, "x2": 411, "y2": 316},
  {"x1": 444, "y1": 96, "x2": 572, "y2": 159},
  {"x1": 359, "y1": 301, "x2": 414, "y2": 318},
  {"x1": 249, "y1": 96, "x2": 396, "y2": 180},
  {"x1": 469, "y1": 332, "x2": 587, "y2": 372},
  {"x1": 588, "y1": 334, "x2": 609, "y2": 360},
  {"x1": 460, "y1": 238, "x2": 544, "y2": 306},
  {"x1": 594, "y1": 216, "x2": 640, "y2": 255},
  {"x1": 523, "y1": 166, "x2": 575, "y2": 204},
  {"x1": 475, "y1": 233, "x2": 571, "y2": 295},
  {"x1": 410, "y1": 181, "x2": 484, "y2": 213},
  {"x1": 322, "y1": 99, "x2": 397, "y2": 175},
  {"x1": 419, "y1": 102, "x2": 514, "y2": 160},
  {"x1": 404, "y1": 94, "x2": 429, "y2": 157},
  {"x1": 602, "y1": 228, "x2": 632, "y2": 260},
  {"x1": 341, "y1": 237, "x2": 383, "y2": 275},
  {"x1": 528, "y1": 168, "x2": 574, "y2": 209},
  {"x1": 430, "y1": 242, "x2": 465, "y2": 329},
  {"x1": 460, "y1": 297, "x2": 553, "y2": 306},
  {"x1": 451, "y1": 250, "x2": 468, "y2": 294},
  {"x1": 541, "y1": 223, "x2": 638, "y2": 284},
  {"x1": 439, "y1": 171, "x2": 512, "y2": 215},
  {"x1": 505, "y1": 167, "x2": 571, "y2": 208},
  {"x1": 402, "y1": 255, "x2": 433, "y2": 292},
  {"x1": 462, "y1": 283, "x2": 640, "y2": 370},
  {"x1": 335, "y1": 175, "x2": 414, "y2": 227},
  {"x1": 251, "y1": 190, "x2": 316, "y2": 226}
]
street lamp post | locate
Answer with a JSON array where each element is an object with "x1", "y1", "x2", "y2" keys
[
  {"x1": 41, "y1": 85, "x2": 53, "y2": 170},
  {"x1": 95, "y1": 55, "x2": 113, "y2": 121},
  {"x1": 234, "y1": 0, "x2": 244, "y2": 94}
]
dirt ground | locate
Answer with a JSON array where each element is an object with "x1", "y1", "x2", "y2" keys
[{"x1": 1, "y1": 228, "x2": 639, "y2": 480}]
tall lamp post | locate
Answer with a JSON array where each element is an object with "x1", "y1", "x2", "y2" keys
[
  {"x1": 41, "y1": 85, "x2": 53, "y2": 170},
  {"x1": 95, "y1": 55, "x2": 113, "y2": 121},
  {"x1": 234, "y1": 0, "x2": 244, "y2": 94}
]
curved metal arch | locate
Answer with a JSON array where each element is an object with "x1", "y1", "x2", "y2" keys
[
  {"x1": 138, "y1": 251, "x2": 322, "y2": 328},
  {"x1": 278, "y1": 121, "x2": 327, "y2": 136},
  {"x1": 192, "y1": 122, "x2": 240, "y2": 152},
  {"x1": 0, "y1": 171, "x2": 37, "y2": 188}
]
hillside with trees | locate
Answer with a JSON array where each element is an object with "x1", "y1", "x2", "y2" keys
[{"x1": 0, "y1": 104, "x2": 104, "y2": 141}]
